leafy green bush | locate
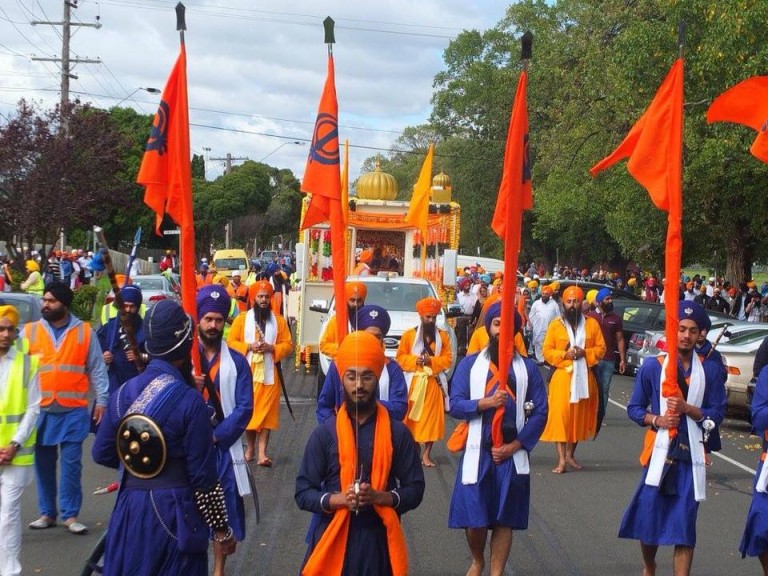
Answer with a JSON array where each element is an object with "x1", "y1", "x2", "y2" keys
[{"x1": 71, "y1": 285, "x2": 100, "y2": 321}]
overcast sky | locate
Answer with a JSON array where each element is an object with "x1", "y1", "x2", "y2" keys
[{"x1": 0, "y1": 0, "x2": 503, "y2": 182}]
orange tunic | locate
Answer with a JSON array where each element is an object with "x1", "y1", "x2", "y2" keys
[
  {"x1": 540, "y1": 316, "x2": 606, "y2": 443},
  {"x1": 467, "y1": 326, "x2": 527, "y2": 357},
  {"x1": 396, "y1": 327, "x2": 452, "y2": 443},
  {"x1": 318, "y1": 314, "x2": 342, "y2": 359},
  {"x1": 227, "y1": 311, "x2": 293, "y2": 431}
]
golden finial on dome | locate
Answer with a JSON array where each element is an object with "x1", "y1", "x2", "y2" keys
[
  {"x1": 431, "y1": 170, "x2": 452, "y2": 203},
  {"x1": 432, "y1": 171, "x2": 451, "y2": 189},
  {"x1": 357, "y1": 156, "x2": 399, "y2": 200}
]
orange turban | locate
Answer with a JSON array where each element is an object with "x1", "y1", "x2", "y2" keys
[
  {"x1": 0, "y1": 305, "x2": 19, "y2": 327},
  {"x1": 335, "y1": 331, "x2": 386, "y2": 378},
  {"x1": 253, "y1": 280, "x2": 273, "y2": 296},
  {"x1": 344, "y1": 281, "x2": 368, "y2": 300},
  {"x1": 541, "y1": 285, "x2": 554, "y2": 295},
  {"x1": 416, "y1": 297, "x2": 442, "y2": 316},
  {"x1": 480, "y1": 292, "x2": 501, "y2": 316},
  {"x1": 562, "y1": 285, "x2": 584, "y2": 302},
  {"x1": 358, "y1": 250, "x2": 373, "y2": 264}
]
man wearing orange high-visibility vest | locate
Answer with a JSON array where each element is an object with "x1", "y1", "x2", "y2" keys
[
  {"x1": 24, "y1": 282, "x2": 108, "y2": 536},
  {"x1": 0, "y1": 304, "x2": 40, "y2": 576}
]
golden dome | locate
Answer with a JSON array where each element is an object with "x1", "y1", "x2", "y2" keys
[
  {"x1": 432, "y1": 171, "x2": 451, "y2": 188},
  {"x1": 356, "y1": 157, "x2": 399, "y2": 201}
]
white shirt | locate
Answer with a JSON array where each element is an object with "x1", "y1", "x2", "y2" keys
[
  {"x1": 0, "y1": 347, "x2": 41, "y2": 447},
  {"x1": 456, "y1": 290, "x2": 478, "y2": 315}
]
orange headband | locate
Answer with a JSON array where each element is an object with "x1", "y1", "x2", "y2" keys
[
  {"x1": 416, "y1": 297, "x2": 442, "y2": 316},
  {"x1": 335, "y1": 331, "x2": 386, "y2": 378},
  {"x1": 562, "y1": 285, "x2": 584, "y2": 301},
  {"x1": 345, "y1": 281, "x2": 368, "y2": 300},
  {"x1": 254, "y1": 280, "x2": 273, "y2": 296}
]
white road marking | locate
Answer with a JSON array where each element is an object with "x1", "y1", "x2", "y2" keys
[{"x1": 607, "y1": 397, "x2": 757, "y2": 476}]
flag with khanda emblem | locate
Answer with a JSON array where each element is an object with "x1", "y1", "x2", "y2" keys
[{"x1": 301, "y1": 52, "x2": 348, "y2": 343}]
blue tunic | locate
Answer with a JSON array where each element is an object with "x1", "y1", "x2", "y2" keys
[
  {"x1": 740, "y1": 364, "x2": 768, "y2": 557},
  {"x1": 200, "y1": 345, "x2": 253, "y2": 541},
  {"x1": 316, "y1": 360, "x2": 408, "y2": 423},
  {"x1": 97, "y1": 315, "x2": 146, "y2": 394},
  {"x1": 295, "y1": 409, "x2": 425, "y2": 576},
  {"x1": 695, "y1": 340, "x2": 726, "y2": 451},
  {"x1": 447, "y1": 353, "x2": 548, "y2": 529},
  {"x1": 618, "y1": 355, "x2": 726, "y2": 547},
  {"x1": 92, "y1": 360, "x2": 219, "y2": 576}
]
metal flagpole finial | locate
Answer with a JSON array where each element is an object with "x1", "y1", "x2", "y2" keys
[
  {"x1": 176, "y1": 2, "x2": 187, "y2": 32},
  {"x1": 521, "y1": 31, "x2": 533, "y2": 60},
  {"x1": 323, "y1": 16, "x2": 336, "y2": 45}
]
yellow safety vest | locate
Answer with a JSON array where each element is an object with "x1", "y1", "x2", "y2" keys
[
  {"x1": 14, "y1": 337, "x2": 29, "y2": 354},
  {"x1": 222, "y1": 299, "x2": 237, "y2": 341},
  {"x1": 100, "y1": 303, "x2": 147, "y2": 325},
  {"x1": 25, "y1": 274, "x2": 44, "y2": 296},
  {"x1": 0, "y1": 352, "x2": 38, "y2": 466}
]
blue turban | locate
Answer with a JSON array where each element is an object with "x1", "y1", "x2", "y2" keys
[
  {"x1": 484, "y1": 301, "x2": 522, "y2": 336},
  {"x1": 265, "y1": 262, "x2": 278, "y2": 276},
  {"x1": 200, "y1": 262, "x2": 209, "y2": 271},
  {"x1": 144, "y1": 300, "x2": 193, "y2": 362},
  {"x1": 121, "y1": 285, "x2": 143, "y2": 306},
  {"x1": 480, "y1": 274, "x2": 491, "y2": 284},
  {"x1": 196, "y1": 285, "x2": 231, "y2": 320},
  {"x1": 596, "y1": 288, "x2": 612, "y2": 303},
  {"x1": 679, "y1": 301, "x2": 710, "y2": 332},
  {"x1": 355, "y1": 304, "x2": 391, "y2": 335},
  {"x1": 88, "y1": 251, "x2": 105, "y2": 272}
]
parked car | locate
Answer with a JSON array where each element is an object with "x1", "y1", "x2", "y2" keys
[
  {"x1": 541, "y1": 279, "x2": 642, "y2": 301},
  {"x1": 106, "y1": 274, "x2": 181, "y2": 308},
  {"x1": 717, "y1": 331, "x2": 768, "y2": 413},
  {"x1": 626, "y1": 319, "x2": 765, "y2": 375},
  {"x1": 312, "y1": 275, "x2": 459, "y2": 385},
  {"x1": 0, "y1": 293, "x2": 42, "y2": 326}
]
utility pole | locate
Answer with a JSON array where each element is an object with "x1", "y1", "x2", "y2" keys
[
  {"x1": 210, "y1": 152, "x2": 248, "y2": 249},
  {"x1": 31, "y1": 1, "x2": 102, "y2": 110}
]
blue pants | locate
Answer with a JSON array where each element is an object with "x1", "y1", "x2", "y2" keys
[
  {"x1": 34, "y1": 441, "x2": 83, "y2": 521},
  {"x1": 596, "y1": 359, "x2": 615, "y2": 411}
]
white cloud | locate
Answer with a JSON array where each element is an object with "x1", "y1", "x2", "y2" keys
[{"x1": 0, "y1": 0, "x2": 501, "y2": 182}]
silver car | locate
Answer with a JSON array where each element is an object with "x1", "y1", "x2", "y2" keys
[{"x1": 109, "y1": 274, "x2": 181, "y2": 306}]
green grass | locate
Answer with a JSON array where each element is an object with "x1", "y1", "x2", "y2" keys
[{"x1": 683, "y1": 268, "x2": 768, "y2": 284}]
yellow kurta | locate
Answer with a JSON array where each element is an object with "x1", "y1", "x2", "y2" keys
[
  {"x1": 467, "y1": 326, "x2": 527, "y2": 357},
  {"x1": 540, "y1": 316, "x2": 606, "y2": 442},
  {"x1": 318, "y1": 314, "x2": 341, "y2": 359},
  {"x1": 396, "y1": 327, "x2": 452, "y2": 443},
  {"x1": 228, "y1": 311, "x2": 293, "y2": 431}
]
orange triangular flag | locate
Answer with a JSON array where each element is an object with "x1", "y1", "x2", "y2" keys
[
  {"x1": 707, "y1": 76, "x2": 768, "y2": 163},
  {"x1": 404, "y1": 143, "x2": 434, "y2": 238}
]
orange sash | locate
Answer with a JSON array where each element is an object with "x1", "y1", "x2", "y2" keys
[{"x1": 302, "y1": 403, "x2": 408, "y2": 576}]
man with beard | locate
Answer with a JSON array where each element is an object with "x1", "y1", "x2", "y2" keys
[
  {"x1": 194, "y1": 285, "x2": 253, "y2": 576},
  {"x1": 0, "y1": 305, "x2": 40, "y2": 576},
  {"x1": 619, "y1": 301, "x2": 726, "y2": 576},
  {"x1": 396, "y1": 298, "x2": 452, "y2": 468},
  {"x1": 97, "y1": 285, "x2": 146, "y2": 395},
  {"x1": 92, "y1": 299, "x2": 235, "y2": 575},
  {"x1": 527, "y1": 284, "x2": 560, "y2": 364},
  {"x1": 228, "y1": 280, "x2": 293, "y2": 466},
  {"x1": 586, "y1": 288, "x2": 626, "y2": 418},
  {"x1": 296, "y1": 330, "x2": 425, "y2": 576},
  {"x1": 540, "y1": 286, "x2": 606, "y2": 473},
  {"x1": 24, "y1": 282, "x2": 109, "y2": 534},
  {"x1": 319, "y1": 282, "x2": 368, "y2": 397},
  {"x1": 448, "y1": 302, "x2": 548, "y2": 576},
  {"x1": 317, "y1": 305, "x2": 408, "y2": 423},
  {"x1": 705, "y1": 287, "x2": 730, "y2": 315}
]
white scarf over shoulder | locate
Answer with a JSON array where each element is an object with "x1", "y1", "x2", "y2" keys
[{"x1": 244, "y1": 310, "x2": 277, "y2": 385}]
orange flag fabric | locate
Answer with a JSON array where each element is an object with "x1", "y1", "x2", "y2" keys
[
  {"x1": 590, "y1": 59, "x2": 684, "y2": 432},
  {"x1": 300, "y1": 52, "x2": 347, "y2": 343},
  {"x1": 707, "y1": 76, "x2": 768, "y2": 164},
  {"x1": 404, "y1": 142, "x2": 434, "y2": 239},
  {"x1": 490, "y1": 69, "x2": 532, "y2": 448},
  {"x1": 137, "y1": 42, "x2": 200, "y2": 374}
]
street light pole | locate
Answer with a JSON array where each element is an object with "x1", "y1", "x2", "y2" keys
[
  {"x1": 259, "y1": 140, "x2": 305, "y2": 163},
  {"x1": 114, "y1": 86, "x2": 161, "y2": 108}
]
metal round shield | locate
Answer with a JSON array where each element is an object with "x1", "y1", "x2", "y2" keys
[{"x1": 116, "y1": 414, "x2": 167, "y2": 479}]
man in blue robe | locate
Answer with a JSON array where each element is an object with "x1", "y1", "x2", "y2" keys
[
  {"x1": 316, "y1": 305, "x2": 408, "y2": 424},
  {"x1": 618, "y1": 301, "x2": 726, "y2": 576},
  {"x1": 194, "y1": 285, "x2": 253, "y2": 576},
  {"x1": 97, "y1": 285, "x2": 145, "y2": 395},
  {"x1": 92, "y1": 300, "x2": 235, "y2": 576},
  {"x1": 448, "y1": 302, "x2": 548, "y2": 576}
]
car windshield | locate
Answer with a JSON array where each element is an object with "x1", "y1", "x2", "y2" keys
[
  {"x1": 132, "y1": 278, "x2": 164, "y2": 291},
  {"x1": 724, "y1": 331, "x2": 768, "y2": 346},
  {"x1": 215, "y1": 258, "x2": 247, "y2": 270},
  {"x1": 363, "y1": 283, "x2": 435, "y2": 312},
  {"x1": 618, "y1": 303, "x2": 663, "y2": 326}
]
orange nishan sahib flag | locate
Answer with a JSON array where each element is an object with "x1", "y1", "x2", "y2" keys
[
  {"x1": 404, "y1": 143, "x2": 434, "y2": 238},
  {"x1": 707, "y1": 75, "x2": 768, "y2": 164}
]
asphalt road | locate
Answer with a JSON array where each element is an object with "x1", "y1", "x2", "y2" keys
[{"x1": 18, "y1": 367, "x2": 765, "y2": 575}]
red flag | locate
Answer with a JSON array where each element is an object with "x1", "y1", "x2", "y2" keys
[
  {"x1": 707, "y1": 76, "x2": 768, "y2": 163},
  {"x1": 490, "y1": 69, "x2": 532, "y2": 448},
  {"x1": 591, "y1": 59, "x2": 684, "y2": 432},
  {"x1": 137, "y1": 42, "x2": 200, "y2": 374},
  {"x1": 300, "y1": 53, "x2": 347, "y2": 343}
]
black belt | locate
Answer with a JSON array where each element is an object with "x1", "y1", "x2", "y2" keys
[{"x1": 123, "y1": 458, "x2": 189, "y2": 489}]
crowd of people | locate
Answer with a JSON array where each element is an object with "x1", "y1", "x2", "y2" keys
[{"x1": 3, "y1": 252, "x2": 768, "y2": 575}]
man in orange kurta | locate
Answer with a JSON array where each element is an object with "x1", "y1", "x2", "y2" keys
[
  {"x1": 227, "y1": 280, "x2": 293, "y2": 467},
  {"x1": 540, "y1": 286, "x2": 606, "y2": 473},
  {"x1": 396, "y1": 297, "x2": 452, "y2": 467}
]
